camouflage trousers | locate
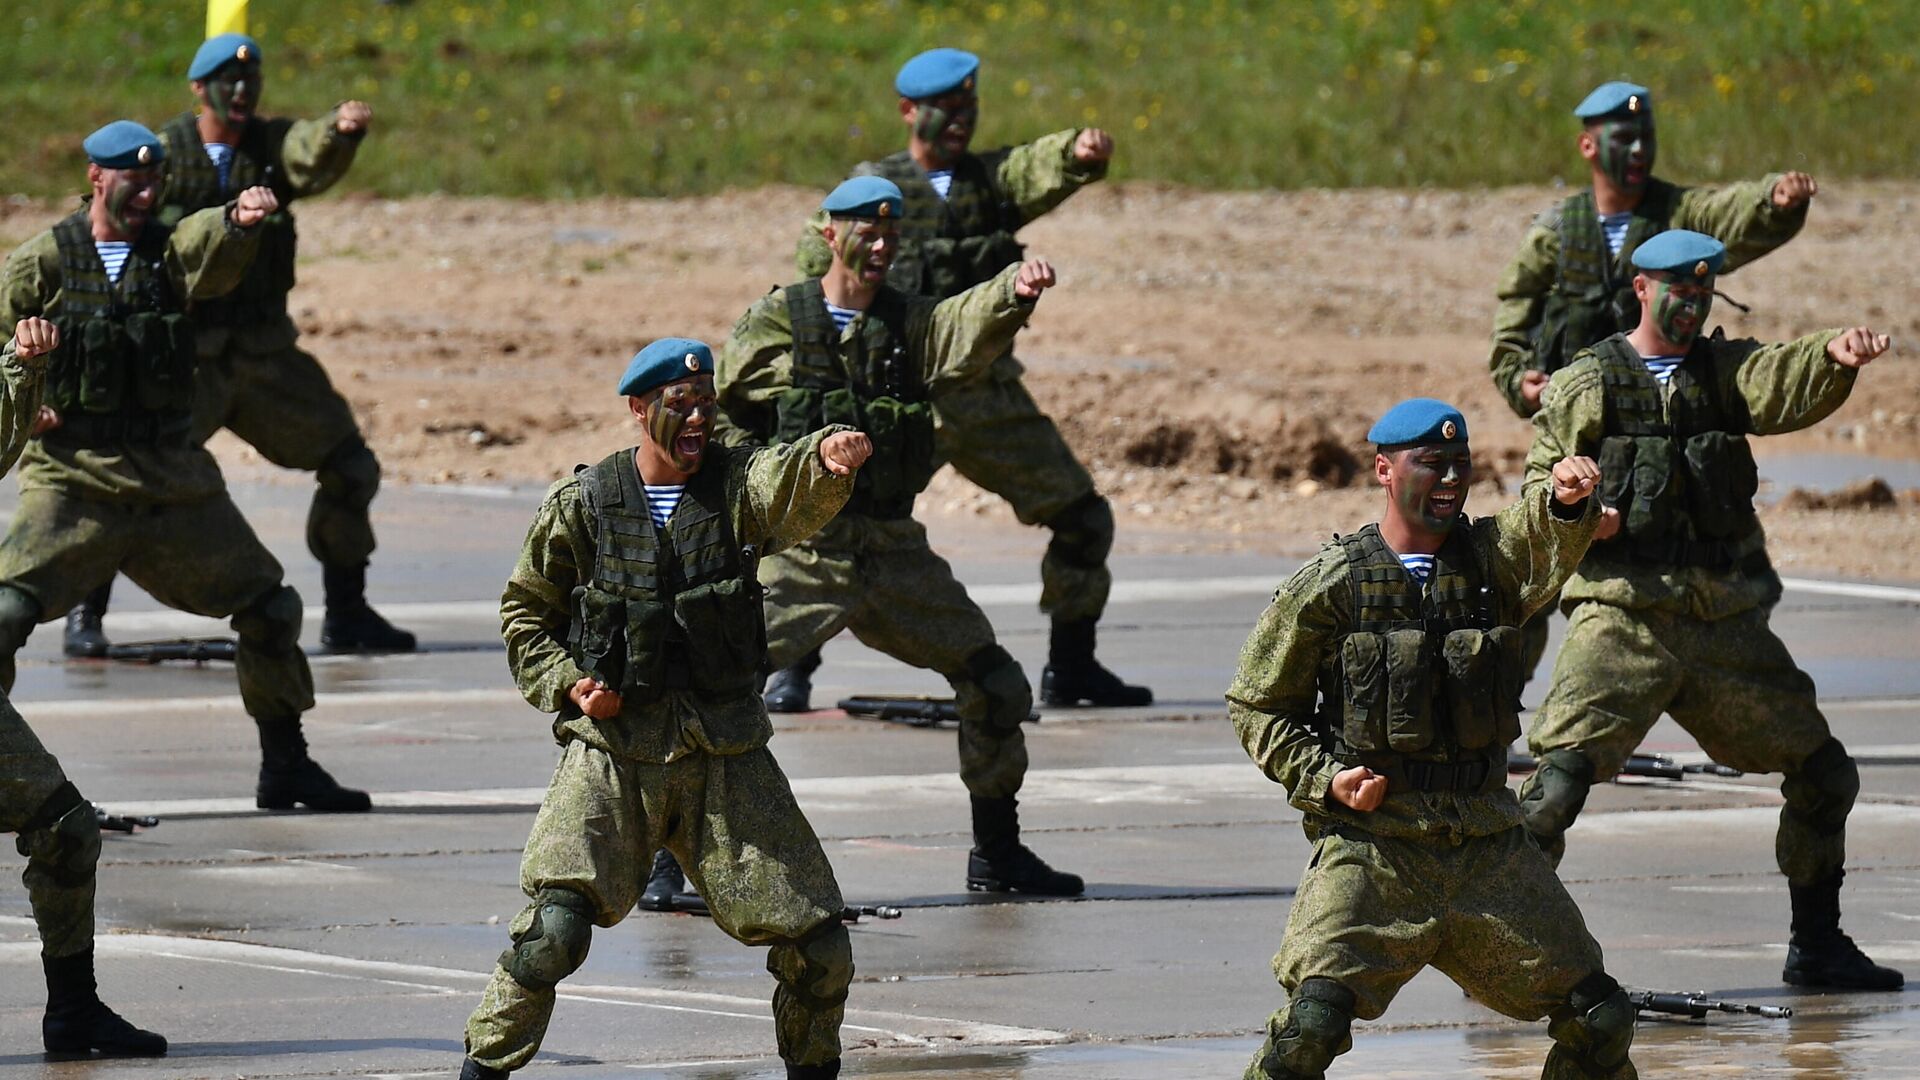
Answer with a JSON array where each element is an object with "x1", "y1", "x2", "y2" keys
[
  {"x1": 934, "y1": 357, "x2": 1108, "y2": 623},
  {"x1": 466, "y1": 739, "x2": 849, "y2": 1071},
  {"x1": 1, "y1": 691, "x2": 96, "y2": 958},
  {"x1": 192, "y1": 335, "x2": 375, "y2": 567},
  {"x1": 0, "y1": 488, "x2": 315, "y2": 720},
  {"x1": 760, "y1": 516, "x2": 1029, "y2": 799},
  {"x1": 1528, "y1": 600, "x2": 1840, "y2": 883}
]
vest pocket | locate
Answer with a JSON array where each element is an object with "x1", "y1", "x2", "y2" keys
[
  {"x1": 568, "y1": 586, "x2": 629, "y2": 689},
  {"x1": 621, "y1": 597, "x2": 675, "y2": 691},
  {"x1": 862, "y1": 396, "x2": 907, "y2": 500},
  {"x1": 1682, "y1": 431, "x2": 1758, "y2": 539},
  {"x1": 1338, "y1": 633, "x2": 1387, "y2": 752},
  {"x1": 1625, "y1": 435, "x2": 1675, "y2": 538},
  {"x1": 674, "y1": 578, "x2": 764, "y2": 694},
  {"x1": 124, "y1": 312, "x2": 196, "y2": 413},
  {"x1": 1442, "y1": 628, "x2": 1520, "y2": 750},
  {"x1": 1382, "y1": 628, "x2": 1433, "y2": 752},
  {"x1": 773, "y1": 387, "x2": 823, "y2": 443},
  {"x1": 76, "y1": 318, "x2": 129, "y2": 414}
]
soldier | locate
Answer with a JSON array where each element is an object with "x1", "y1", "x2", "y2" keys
[
  {"x1": 1518, "y1": 229, "x2": 1902, "y2": 991},
  {"x1": 1488, "y1": 79, "x2": 1817, "y2": 684},
  {"x1": 1228, "y1": 398, "x2": 1637, "y2": 1080},
  {"x1": 63, "y1": 33, "x2": 412, "y2": 659},
  {"x1": 0, "y1": 121, "x2": 369, "y2": 813},
  {"x1": 459, "y1": 339, "x2": 871, "y2": 1080},
  {"x1": 773, "y1": 47, "x2": 1148, "y2": 713},
  {"x1": 1, "y1": 315, "x2": 166, "y2": 1056},
  {"x1": 718, "y1": 176, "x2": 1082, "y2": 896}
]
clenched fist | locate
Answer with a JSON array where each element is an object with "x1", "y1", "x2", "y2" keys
[
  {"x1": 1330, "y1": 765, "x2": 1388, "y2": 812},
  {"x1": 1826, "y1": 327, "x2": 1891, "y2": 369},
  {"x1": 569, "y1": 676, "x2": 623, "y2": 720},
  {"x1": 231, "y1": 185, "x2": 281, "y2": 228},
  {"x1": 1073, "y1": 127, "x2": 1114, "y2": 164},
  {"x1": 1771, "y1": 171, "x2": 1818, "y2": 210},
  {"x1": 1551, "y1": 455, "x2": 1601, "y2": 505},
  {"x1": 1013, "y1": 257, "x2": 1056, "y2": 301},
  {"x1": 1520, "y1": 369, "x2": 1551, "y2": 413},
  {"x1": 336, "y1": 100, "x2": 373, "y2": 136},
  {"x1": 820, "y1": 430, "x2": 873, "y2": 476},
  {"x1": 11, "y1": 317, "x2": 58, "y2": 360}
]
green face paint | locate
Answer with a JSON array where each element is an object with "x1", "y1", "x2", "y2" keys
[
  {"x1": 101, "y1": 169, "x2": 159, "y2": 236},
  {"x1": 202, "y1": 64, "x2": 262, "y2": 126},
  {"x1": 1592, "y1": 115, "x2": 1656, "y2": 193},
  {"x1": 1391, "y1": 445, "x2": 1473, "y2": 535},
  {"x1": 1649, "y1": 276, "x2": 1712, "y2": 349},
  {"x1": 831, "y1": 219, "x2": 896, "y2": 281},
  {"x1": 911, "y1": 92, "x2": 977, "y2": 165},
  {"x1": 646, "y1": 377, "x2": 716, "y2": 472}
]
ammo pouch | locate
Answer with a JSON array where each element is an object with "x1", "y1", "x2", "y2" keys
[
  {"x1": 49, "y1": 317, "x2": 130, "y2": 415},
  {"x1": 1681, "y1": 431, "x2": 1759, "y2": 540},
  {"x1": 123, "y1": 311, "x2": 196, "y2": 413},
  {"x1": 672, "y1": 577, "x2": 767, "y2": 695},
  {"x1": 859, "y1": 396, "x2": 936, "y2": 508},
  {"x1": 1597, "y1": 434, "x2": 1677, "y2": 540},
  {"x1": 1441, "y1": 626, "x2": 1523, "y2": 750},
  {"x1": 570, "y1": 584, "x2": 673, "y2": 692},
  {"x1": 1339, "y1": 629, "x2": 1434, "y2": 754}
]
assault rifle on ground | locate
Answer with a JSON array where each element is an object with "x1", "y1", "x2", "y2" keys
[
  {"x1": 1625, "y1": 987, "x2": 1792, "y2": 1020},
  {"x1": 101, "y1": 637, "x2": 238, "y2": 664},
  {"x1": 95, "y1": 806, "x2": 159, "y2": 832},
  {"x1": 837, "y1": 695, "x2": 1039, "y2": 728},
  {"x1": 1507, "y1": 750, "x2": 1743, "y2": 781},
  {"x1": 658, "y1": 891, "x2": 902, "y2": 923}
]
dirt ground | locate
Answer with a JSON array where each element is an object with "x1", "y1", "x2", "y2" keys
[{"x1": 3, "y1": 180, "x2": 1916, "y2": 580}]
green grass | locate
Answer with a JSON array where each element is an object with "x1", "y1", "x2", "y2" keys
[{"x1": 2, "y1": 0, "x2": 1914, "y2": 198}]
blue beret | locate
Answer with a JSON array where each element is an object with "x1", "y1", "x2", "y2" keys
[
  {"x1": 1369, "y1": 398, "x2": 1469, "y2": 448},
  {"x1": 821, "y1": 176, "x2": 904, "y2": 220},
  {"x1": 190, "y1": 33, "x2": 261, "y2": 80},
  {"x1": 895, "y1": 48, "x2": 979, "y2": 100},
  {"x1": 1631, "y1": 229, "x2": 1725, "y2": 279},
  {"x1": 1574, "y1": 80, "x2": 1651, "y2": 122},
  {"x1": 83, "y1": 121, "x2": 165, "y2": 170},
  {"x1": 619, "y1": 338, "x2": 714, "y2": 397}
]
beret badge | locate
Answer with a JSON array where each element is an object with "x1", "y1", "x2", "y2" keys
[
  {"x1": 684, "y1": 353, "x2": 700, "y2": 372},
  {"x1": 1441, "y1": 420, "x2": 1458, "y2": 440},
  {"x1": 136, "y1": 145, "x2": 153, "y2": 165}
]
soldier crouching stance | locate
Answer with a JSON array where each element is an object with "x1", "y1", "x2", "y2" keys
[
  {"x1": 460, "y1": 339, "x2": 872, "y2": 1080},
  {"x1": 1226, "y1": 399, "x2": 1637, "y2": 1079}
]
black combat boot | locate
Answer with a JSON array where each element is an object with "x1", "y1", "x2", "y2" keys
[
  {"x1": 1039, "y1": 617, "x2": 1152, "y2": 707},
  {"x1": 638, "y1": 849, "x2": 687, "y2": 912},
  {"x1": 966, "y1": 795, "x2": 1084, "y2": 896},
  {"x1": 42, "y1": 949, "x2": 167, "y2": 1058},
  {"x1": 1783, "y1": 870, "x2": 1905, "y2": 990},
  {"x1": 319, "y1": 562, "x2": 417, "y2": 654},
  {"x1": 255, "y1": 716, "x2": 373, "y2": 813},
  {"x1": 457, "y1": 1057, "x2": 508, "y2": 1080},
  {"x1": 786, "y1": 1061, "x2": 841, "y2": 1079},
  {"x1": 764, "y1": 648, "x2": 822, "y2": 713},
  {"x1": 62, "y1": 581, "x2": 113, "y2": 659}
]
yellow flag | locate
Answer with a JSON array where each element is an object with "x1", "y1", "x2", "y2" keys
[{"x1": 207, "y1": 0, "x2": 248, "y2": 37}]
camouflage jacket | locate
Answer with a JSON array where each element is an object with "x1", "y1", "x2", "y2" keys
[
  {"x1": 501, "y1": 428, "x2": 853, "y2": 763},
  {"x1": 0, "y1": 327, "x2": 49, "y2": 477},
  {"x1": 1226, "y1": 487, "x2": 1598, "y2": 842},
  {"x1": 0, "y1": 203, "x2": 259, "y2": 502},
  {"x1": 1524, "y1": 328, "x2": 1852, "y2": 620},
  {"x1": 1489, "y1": 174, "x2": 1807, "y2": 417}
]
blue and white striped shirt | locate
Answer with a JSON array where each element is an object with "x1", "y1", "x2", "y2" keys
[
  {"x1": 1399, "y1": 553, "x2": 1437, "y2": 584},
  {"x1": 927, "y1": 169, "x2": 954, "y2": 200},
  {"x1": 825, "y1": 302, "x2": 860, "y2": 332},
  {"x1": 1643, "y1": 354, "x2": 1686, "y2": 384},
  {"x1": 1599, "y1": 211, "x2": 1632, "y2": 255},
  {"x1": 643, "y1": 484, "x2": 685, "y2": 528},
  {"x1": 205, "y1": 142, "x2": 236, "y2": 192},
  {"x1": 94, "y1": 241, "x2": 132, "y2": 284}
]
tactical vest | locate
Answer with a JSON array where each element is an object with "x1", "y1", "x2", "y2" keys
[
  {"x1": 756, "y1": 279, "x2": 938, "y2": 519},
  {"x1": 1534, "y1": 180, "x2": 1679, "y2": 374},
  {"x1": 1586, "y1": 334, "x2": 1764, "y2": 570},
  {"x1": 40, "y1": 211, "x2": 197, "y2": 446},
  {"x1": 1316, "y1": 525, "x2": 1523, "y2": 794},
  {"x1": 157, "y1": 112, "x2": 297, "y2": 325},
  {"x1": 870, "y1": 151, "x2": 1025, "y2": 298},
  {"x1": 566, "y1": 447, "x2": 769, "y2": 700}
]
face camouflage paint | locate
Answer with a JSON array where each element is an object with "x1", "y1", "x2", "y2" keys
[
  {"x1": 912, "y1": 92, "x2": 977, "y2": 165},
  {"x1": 101, "y1": 169, "x2": 159, "y2": 235},
  {"x1": 203, "y1": 63, "x2": 262, "y2": 125},
  {"x1": 646, "y1": 377, "x2": 716, "y2": 472},
  {"x1": 1592, "y1": 115, "x2": 1656, "y2": 193},
  {"x1": 1649, "y1": 275, "x2": 1713, "y2": 349},
  {"x1": 1393, "y1": 445, "x2": 1473, "y2": 534},
  {"x1": 832, "y1": 219, "x2": 895, "y2": 278}
]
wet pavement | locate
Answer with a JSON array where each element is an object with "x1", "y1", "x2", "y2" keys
[{"x1": 2, "y1": 463, "x2": 1917, "y2": 1078}]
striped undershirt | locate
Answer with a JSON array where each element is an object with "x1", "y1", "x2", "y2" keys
[
  {"x1": 94, "y1": 241, "x2": 132, "y2": 283},
  {"x1": 825, "y1": 302, "x2": 860, "y2": 332},
  {"x1": 643, "y1": 484, "x2": 685, "y2": 528},
  {"x1": 1398, "y1": 553, "x2": 1437, "y2": 584},
  {"x1": 927, "y1": 169, "x2": 954, "y2": 200},
  {"x1": 205, "y1": 142, "x2": 236, "y2": 192},
  {"x1": 1599, "y1": 210, "x2": 1632, "y2": 255},
  {"x1": 1642, "y1": 354, "x2": 1686, "y2": 384}
]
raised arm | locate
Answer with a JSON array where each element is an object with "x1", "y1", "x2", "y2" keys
[
  {"x1": 165, "y1": 192, "x2": 269, "y2": 300},
  {"x1": 738, "y1": 426, "x2": 859, "y2": 554},
  {"x1": 1481, "y1": 465, "x2": 1601, "y2": 623},
  {"x1": 916, "y1": 260, "x2": 1042, "y2": 388},
  {"x1": 1713, "y1": 329, "x2": 1860, "y2": 436},
  {"x1": 1672, "y1": 173, "x2": 1810, "y2": 274},
  {"x1": 272, "y1": 103, "x2": 369, "y2": 197},
  {"x1": 983, "y1": 128, "x2": 1109, "y2": 223}
]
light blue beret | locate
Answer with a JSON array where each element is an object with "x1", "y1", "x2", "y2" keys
[
  {"x1": 619, "y1": 338, "x2": 714, "y2": 397},
  {"x1": 1630, "y1": 229, "x2": 1725, "y2": 278},
  {"x1": 1574, "y1": 80, "x2": 1651, "y2": 122},
  {"x1": 895, "y1": 48, "x2": 979, "y2": 100},
  {"x1": 1368, "y1": 398, "x2": 1469, "y2": 448},
  {"x1": 820, "y1": 176, "x2": 904, "y2": 220},
  {"x1": 83, "y1": 121, "x2": 165, "y2": 170},
  {"x1": 190, "y1": 33, "x2": 261, "y2": 80}
]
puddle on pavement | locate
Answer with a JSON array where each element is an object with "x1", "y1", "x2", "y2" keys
[{"x1": 1758, "y1": 451, "x2": 1920, "y2": 497}]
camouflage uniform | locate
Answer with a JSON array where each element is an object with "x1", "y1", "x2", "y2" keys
[
  {"x1": 465, "y1": 431, "x2": 855, "y2": 1072},
  {"x1": 1519, "y1": 328, "x2": 1857, "y2": 885},
  {"x1": 1228, "y1": 488, "x2": 1637, "y2": 1079}
]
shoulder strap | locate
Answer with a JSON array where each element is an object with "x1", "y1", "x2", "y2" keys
[{"x1": 1338, "y1": 524, "x2": 1420, "y2": 628}]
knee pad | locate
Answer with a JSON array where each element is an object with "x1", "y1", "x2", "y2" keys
[
  {"x1": 20, "y1": 782, "x2": 101, "y2": 888},
  {"x1": 1782, "y1": 738, "x2": 1858, "y2": 836},
  {"x1": 1254, "y1": 977, "x2": 1354, "y2": 1078},
  {"x1": 1547, "y1": 972, "x2": 1635, "y2": 1072},
  {"x1": 0, "y1": 584, "x2": 41, "y2": 653},
  {"x1": 231, "y1": 585, "x2": 304, "y2": 653},
  {"x1": 770, "y1": 919, "x2": 853, "y2": 1006},
  {"x1": 963, "y1": 645, "x2": 1031, "y2": 730},
  {"x1": 1043, "y1": 494, "x2": 1114, "y2": 570},
  {"x1": 1520, "y1": 748, "x2": 1595, "y2": 843},
  {"x1": 501, "y1": 888, "x2": 595, "y2": 991},
  {"x1": 317, "y1": 436, "x2": 381, "y2": 509}
]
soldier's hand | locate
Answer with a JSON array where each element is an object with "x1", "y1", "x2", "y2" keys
[
  {"x1": 1520, "y1": 370, "x2": 1551, "y2": 413},
  {"x1": 29, "y1": 405, "x2": 60, "y2": 437},
  {"x1": 1594, "y1": 505, "x2": 1622, "y2": 540},
  {"x1": 1330, "y1": 766, "x2": 1388, "y2": 812},
  {"x1": 232, "y1": 185, "x2": 280, "y2": 228},
  {"x1": 1772, "y1": 171, "x2": 1818, "y2": 209},
  {"x1": 569, "y1": 676, "x2": 623, "y2": 720},
  {"x1": 1826, "y1": 327, "x2": 1891, "y2": 368},
  {"x1": 1013, "y1": 257, "x2": 1056, "y2": 300},
  {"x1": 336, "y1": 100, "x2": 374, "y2": 136},
  {"x1": 1073, "y1": 127, "x2": 1114, "y2": 164},
  {"x1": 11, "y1": 317, "x2": 58, "y2": 360},
  {"x1": 1551, "y1": 455, "x2": 1601, "y2": 505},
  {"x1": 820, "y1": 431, "x2": 872, "y2": 476}
]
